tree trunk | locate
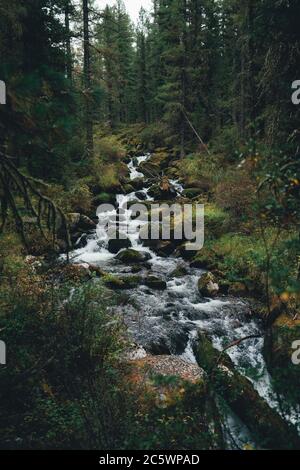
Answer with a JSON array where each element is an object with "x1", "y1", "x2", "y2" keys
[
  {"x1": 65, "y1": 0, "x2": 73, "y2": 82},
  {"x1": 83, "y1": 0, "x2": 94, "y2": 160}
]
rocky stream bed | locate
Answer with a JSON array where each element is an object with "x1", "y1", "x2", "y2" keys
[{"x1": 68, "y1": 153, "x2": 300, "y2": 449}]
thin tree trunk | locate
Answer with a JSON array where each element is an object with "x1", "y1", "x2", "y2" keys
[
  {"x1": 65, "y1": 0, "x2": 73, "y2": 82},
  {"x1": 83, "y1": 0, "x2": 94, "y2": 160}
]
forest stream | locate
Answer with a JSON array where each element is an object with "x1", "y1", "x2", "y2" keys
[{"x1": 69, "y1": 153, "x2": 299, "y2": 448}]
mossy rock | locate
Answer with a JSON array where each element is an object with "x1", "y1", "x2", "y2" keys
[
  {"x1": 148, "y1": 183, "x2": 178, "y2": 201},
  {"x1": 67, "y1": 213, "x2": 96, "y2": 233},
  {"x1": 123, "y1": 184, "x2": 135, "y2": 194},
  {"x1": 156, "y1": 241, "x2": 176, "y2": 257},
  {"x1": 149, "y1": 150, "x2": 171, "y2": 170},
  {"x1": 166, "y1": 167, "x2": 180, "y2": 179},
  {"x1": 103, "y1": 274, "x2": 142, "y2": 290},
  {"x1": 93, "y1": 192, "x2": 116, "y2": 206},
  {"x1": 130, "y1": 264, "x2": 144, "y2": 273},
  {"x1": 198, "y1": 272, "x2": 219, "y2": 297},
  {"x1": 144, "y1": 275, "x2": 167, "y2": 290},
  {"x1": 116, "y1": 249, "x2": 152, "y2": 264},
  {"x1": 107, "y1": 234, "x2": 132, "y2": 254},
  {"x1": 175, "y1": 243, "x2": 198, "y2": 260},
  {"x1": 191, "y1": 247, "x2": 220, "y2": 270},
  {"x1": 130, "y1": 178, "x2": 147, "y2": 191},
  {"x1": 170, "y1": 265, "x2": 188, "y2": 278}
]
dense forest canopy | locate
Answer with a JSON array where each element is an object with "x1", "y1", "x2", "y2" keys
[{"x1": 1, "y1": 0, "x2": 299, "y2": 164}]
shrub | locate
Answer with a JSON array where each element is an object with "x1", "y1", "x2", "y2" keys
[
  {"x1": 95, "y1": 135, "x2": 126, "y2": 163},
  {"x1": 176, "y1": 153, "x2": 221, "y2": 189},
  {"x1": 44, "y1": 181, "x2": 92, "y2": 215},
  {"x1": 0, "y1": 280, "x2": 132, "y2": 449},
  {"x1": 214, "y1": 169, "x2": 256, "y2": 223},
  {"x1": 96, "y1": 163, "x2": 120, "y2": 191},
  {"x1": 204, "y1": 204, "x2": 231, "y2": 239},
  {"x1": 139, "y1": 122, "x2": 169, "y2": 150}
]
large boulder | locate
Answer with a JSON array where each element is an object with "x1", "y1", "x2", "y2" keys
[
  {"x1": 135, "y1": 190, "x2": 147, "y2": 201},
  {"x1": 144, "y1": 275, "x2": 167, "y2": 290},
  {"x1": 198, "y1": 272, "x2": 219, "y2": 297},
  {"x1": 93, "y1": 192, "x2": 116, "y2": 206},
  {"x1": 123, "y1": 183, "x2": 135, "y2": 194},
  {"x1": 67, "y1": 213, "x2": 96, "y2": 233},
  {"x1": 107, "y1": 233, "x2": 132, "y2": 254},
  {"x1": 156, "y1": 241, "x2": 176, "y2": 257},
  {"x1": 170, "y1": 264, "x2": 188, "y2": 278},
  {"x1": 103, "y1": 274, "x2": 142, "y2": 290},
  {"x1": 116, "y1": 248, "x2": 151, "y2": 264},
  {"x1": 130, "y1": 178, "x2": 147, "y2": 191}
]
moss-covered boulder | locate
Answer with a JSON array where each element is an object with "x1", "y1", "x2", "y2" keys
[
  {"x1": 107, "y1": 234, "x2": 132, "y2": 254},
  {"x1": 116, "y1": 249, "x2": 152, "y2": 264},
  {"x1": 130, "y1": 178, "x2": 147, "y2": 191},
  {"x1": 156, "y1": 241, "x2": 176, "y2": 257},
  {"x1": 67, "y1": 213, "x2": 96, "y2": 233},
  {"x1": 194, "y1": 333, "x2": 300, "y2": 449},
  {"x1": 170, "y1": 265, "x2": 188, "y2": 278},
  {"x1": 198, "y1": 272, "x2": 219, "y2": 297},
  {"x1": 144, "y1": 275, "x2": 167, "y2": 290},
  {"x1": 175, "y1": 243, "x2": 198, "y2": 260},
  {"x1": 102, "y1": 274, "x2": 142, "y2": 290},
  {"x1": 123, "y1": 183, "x2": 135, "y2": 194},
  {"x1": 93, "y1": 192, "x2": 116, "y2": 206},
  {"x1": 190, "y1": 247, "x2": 218, "y2": 270}
]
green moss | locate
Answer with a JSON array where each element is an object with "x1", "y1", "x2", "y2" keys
[
  {"x1": 116, "y1": 249, "x2": 151, "y2": 264},
  {"x1": 204, "y1": 204, "x2": 231, "y2": 239},
  {"x1": 192, "y1": 233, "x2": 266, "y2": 294},
  {"x1": 102, "y1": 274, "x2": 141, "y2": 289}
]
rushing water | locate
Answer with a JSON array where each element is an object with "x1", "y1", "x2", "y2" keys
[{"x1": 70, "y1": 153, "x2": 299, "y2": 446}]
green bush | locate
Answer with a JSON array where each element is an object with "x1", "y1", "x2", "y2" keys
[
  {"x1": 94, "y1": 135, "x2": 126, "y2": 162},
  {"x1": 0, "y1": 281, "x2": 131, "y2": 449},
  {"x1": 139, "y1": 122, "x2": 169, "y2": 150},
  {"x1": 204, "y1": 204, "x2": 231, "y2": 239}
]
